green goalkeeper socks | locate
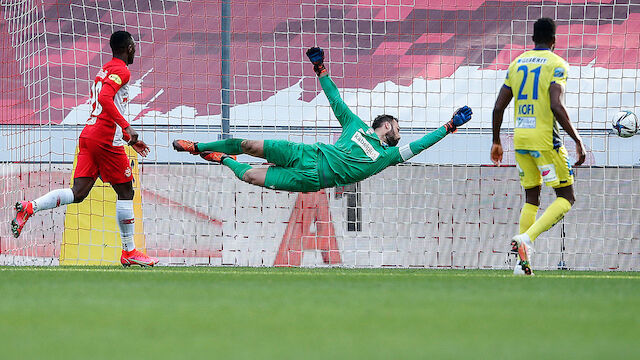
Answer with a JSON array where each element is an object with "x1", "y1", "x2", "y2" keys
[
  {"x1": 222, "y1": 156, "x2": 252, "y2": 180},
  {"x1": 197, "y1": 138, "x2": 244, "y2": 154}
]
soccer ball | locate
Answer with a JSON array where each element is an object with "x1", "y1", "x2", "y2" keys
[{"x1": 611, "y1": 110, "x2": 638, "y2": 138}]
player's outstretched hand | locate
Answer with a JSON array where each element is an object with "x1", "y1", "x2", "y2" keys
[
  {"x1": 123, "y1": 126, "x2": 149, "y2": 157},
  {"x1": 132, "y1": 140, "x2": 150, "y2": 157},
  {"x1": 306, "y1": 47, "x2": 327, "y2": 76},
  {"x1": 490, "y1": 143, "x2": 503, "y2": 166},
  {"x1": 444, "y1": 106, "x2": 473, "y2": 133},
  {"x1": 306, "y1": 47, "x2": 324, "y2": 64}
]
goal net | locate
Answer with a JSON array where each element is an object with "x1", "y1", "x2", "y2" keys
[{"x1": 1, "y1": 0, "x2": 638, "y2": 270}]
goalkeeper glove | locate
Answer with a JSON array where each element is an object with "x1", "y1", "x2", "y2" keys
[
  {"x1": 444, "y1": 106, "x2": 473, "y2": 133},
  {"x1": 306, "y1": 47, "x2": 327, "y2": 76}
]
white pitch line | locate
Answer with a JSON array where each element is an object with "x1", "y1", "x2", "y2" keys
[{"x1": 1, "y1": 267, "x2": 639, "y2": 280}]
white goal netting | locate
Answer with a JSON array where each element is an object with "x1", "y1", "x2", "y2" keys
[{"x1": 1, "y1": 0, "x2": 638, "y2": 269}]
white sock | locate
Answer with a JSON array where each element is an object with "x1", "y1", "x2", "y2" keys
[
  {"x1": 116, "y1": 200, "x2": 136, "y2": 252},
  {"x1": 515, "y1": 233, "x2": 534, "y2": 250},
  {"x1": 521, "y1": 233, "x2": 533, "y2": 248},
  {"x1": 33, "y1": 188, "x2": 74, "y2": 213}
]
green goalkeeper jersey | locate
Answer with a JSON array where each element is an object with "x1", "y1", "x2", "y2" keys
[{"x1": 315, "y1": 75, "x2": 448, "y2": 187}]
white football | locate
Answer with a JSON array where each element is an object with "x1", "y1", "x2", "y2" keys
[{"x1": 611, "y1": 110, "x2": 638, "y2": 138}]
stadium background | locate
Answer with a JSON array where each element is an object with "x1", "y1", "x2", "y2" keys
[{"x1": 1, "y1": 0, "x2": 638, "y2": 269}]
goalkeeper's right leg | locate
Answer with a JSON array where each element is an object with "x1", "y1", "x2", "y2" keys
[
  {"x1": 174, "y1": 139, "x2": 312, "y2": 167},
  {"x1": 172, "y1": 139, "x2": 202, "y2": 154},
  {"x1": 173, "y1": 138, "x2": 260, "y2": 157}
]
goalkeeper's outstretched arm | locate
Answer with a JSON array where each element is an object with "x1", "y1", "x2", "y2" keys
[
  {"x1": 397, "y1": 106, "x2": 473, "y2": 162},
  {"x1": 306, "y1": 47, "x2": 357, "y2": 127}
]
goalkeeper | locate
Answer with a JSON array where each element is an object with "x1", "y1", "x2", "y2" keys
[{"x1": 173, "y1": 47, "x2": 473, "y2": 192}]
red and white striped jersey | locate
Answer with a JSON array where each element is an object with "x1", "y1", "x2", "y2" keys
[{"x1": 80, "y1": 57, "x2": 131, "y2": 147}]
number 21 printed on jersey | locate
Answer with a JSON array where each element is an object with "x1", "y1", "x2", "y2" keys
[{"x1": 517, "y1": 65, "x2": 541, "y2": 100}]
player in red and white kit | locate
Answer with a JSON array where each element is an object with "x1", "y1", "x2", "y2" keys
[{"x1": 11, "y1": 31, "x2": 158, "y2": 267}]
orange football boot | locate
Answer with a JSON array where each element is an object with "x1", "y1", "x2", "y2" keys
[
  {"x1": 11, "y1": 201, "x2": 34, "y2": 238},
  {"x1": 121, "y1": 249, "x2": 159, "y2": 267},
  {"x1": 511, "y1": 234, "x2": 534, "y2": 276},
  {"x1": 172, "y1": 139, "x2": 201, "y2": 154},
  {"x1": 199, "y1": 151, "x2": 236, "y2": 164}
]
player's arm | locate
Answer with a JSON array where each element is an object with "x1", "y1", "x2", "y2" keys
[
  {"x1": 550, "y1": 83, "x2": 585, "y2": 166},
  {"x1": 306, "y1": 47, "x2": 357, "y2": 127},
  {"x1": 123, "y1": 127, "x2": 150, "y2": 157},
  {"x1": 98, "y1": 70, "x2": 131, "y2": 131},
  {"x1": 491, "y1": 85, "x2": 513, "y2": 166},
  {"x1": 99, "y1": 69, "x2": 150, "y2": 157},
  {"x1": 396, "y1": 106, "x2": 473, "y2": 163}
]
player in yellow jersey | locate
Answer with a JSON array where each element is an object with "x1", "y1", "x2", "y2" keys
[{"x1": 491, "y1": 18, "x2": 586, "y2": 275}]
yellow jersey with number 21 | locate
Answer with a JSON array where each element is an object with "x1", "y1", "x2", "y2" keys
[{"x1": 503, "y1": 49, "x2": 569, "y2": 150}]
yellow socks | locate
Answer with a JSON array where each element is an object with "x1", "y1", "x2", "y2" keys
[
  {"x1": 519, "y1": 202, "x2": 538, "y2": 234},
  {"x1": 525, "y1": 197, "x2": 572, "y2": 242}
]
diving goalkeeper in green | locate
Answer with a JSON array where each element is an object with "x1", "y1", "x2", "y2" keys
[{"x1": 172, "y1": 47, "x2": 473, "y2": 192}]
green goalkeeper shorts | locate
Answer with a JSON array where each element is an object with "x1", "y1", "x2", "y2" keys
[{"x1": 263, "y1": 140, "x2": 324, "y2": 192}]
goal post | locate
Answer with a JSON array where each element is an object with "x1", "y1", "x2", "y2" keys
[{"x1": 1, "y1": 1, "x2": 638, "y2": 270}]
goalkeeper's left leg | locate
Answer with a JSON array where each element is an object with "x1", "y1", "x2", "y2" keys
[
  {"x1": 199, "y1": 153, "x2": 268, "y2": 189},
  {"x1": 201, "y1": 152, "x2": 322, "y2": 192},
  {"x1": 186, "y1": 139, "x2": 324, "y2": 192},
  {"x1": 219, "y1": 156, "x2": 322, "y2": 192}
]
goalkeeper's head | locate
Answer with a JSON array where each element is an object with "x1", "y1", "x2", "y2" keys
[
  {"x1": 372, "y1": 115, "x2": 400, "y2": 147},
  {"x1": 532, "y1": 18, "x2": 556, "y2": 49},
  {"x1": 110, "y1": 30, "x2": 136, "y2": 65}
]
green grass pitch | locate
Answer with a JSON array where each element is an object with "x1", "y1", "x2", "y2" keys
[{"x1": 1, "y1": 267, "x2": 638, "y2": 359}]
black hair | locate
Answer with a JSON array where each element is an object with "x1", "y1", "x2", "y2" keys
[
  {"x1": 110, "y1": 30, "x2": 133, "y2": 53},
  {"x1": 532, "y1": 18, "x2": 556, "y2": 45},
  {"x1": 371, "y1": 114, "x2": 398, "y2": 129}
]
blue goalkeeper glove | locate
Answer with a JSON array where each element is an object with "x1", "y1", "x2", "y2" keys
[
  {"x1": 306, "y1": 47, "x2": 327, "y2": 76},
  {"x1": 444, "y1": 106, "x2": 473, "y2": 133}
]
